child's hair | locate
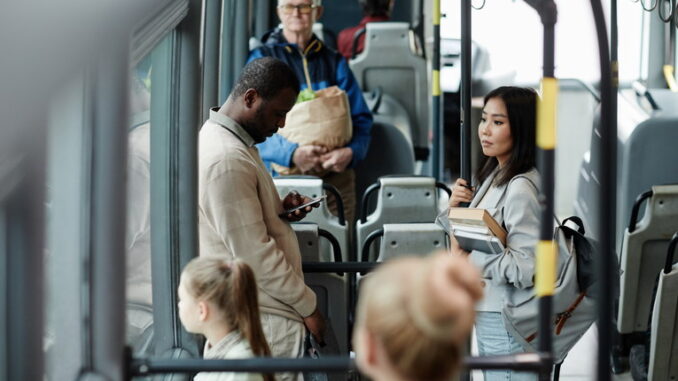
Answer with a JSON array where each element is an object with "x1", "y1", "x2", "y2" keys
[
  {"x1": 355, "y1": 253, "x2": 483, "y2": 381},
  {"x1": 182, "y1": 257, "x2": 271, "y2": 358},
  {"x1": 476, "y1": 86, "x2": 538, "y2": 187}
]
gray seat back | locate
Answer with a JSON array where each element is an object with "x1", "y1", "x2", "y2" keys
[
  {"x1": 357, "y1": 176, "x2": 447, "y2": 260},
  {"x1": 648, "y1": 263, "x2": 678, "y2": 381},
  {"x1": 617, "y1": 185, "x2": 678, "y2": 334},
  {"x1": 291, "y1": 224, "x2": 348, "y2": 354},
  {"x1": 349, "y1": 22, "x2": 429, "y2": 156},
  {"x1": 376, "y1": 223, "x2": 448, "y2": 261},
  {"x1": 273, "y1": 176, "x2": 349, "y2": 262},
  {"x1": 354, "y1": 122, "x2": 415, "y2": 221},
  {"x1": 575, "y1": 90, "x2": 678, "y2": 246},
  {"x1": 362, "y1": 90, "x2": 413, "y2": 145}
]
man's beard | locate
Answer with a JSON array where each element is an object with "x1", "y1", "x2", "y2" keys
[{"x1": 241, "y1": 103, "x2": 268, "y2": 144}]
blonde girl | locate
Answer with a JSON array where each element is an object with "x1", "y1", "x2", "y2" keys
[
  {"x1": 353, "y1": 253, "x2": 483, "y2": 381},
  {"x1": 178, "y1": 257, "x2": 273, "y2": 381}
]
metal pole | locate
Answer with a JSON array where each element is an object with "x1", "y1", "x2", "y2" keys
[
  {"x1": 432, "y1": 0, "x2": 443, "y2": 181},
  {"x1": 90, "y1": 36, "x2": 129, "y2": 380},
  {"x1": 590, "y1": 0, "x2": 615, "y2": 380},
  {"x1": 458, "y1": 6, "x2": 474, "y2": 377},
  {"x1": 524, "y1": 1, "x2": 558, "y2": 379},
  {"x1": 460, "y1": 0, "x2": 472, "y2": 189},
  {"x1": 202, "y1": 0, "x2": 222, "y2": 120}
]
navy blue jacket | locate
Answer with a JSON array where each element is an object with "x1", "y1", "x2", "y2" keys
[{"x1": 247, "y1": 29, "x2": 373, "y2": 173}]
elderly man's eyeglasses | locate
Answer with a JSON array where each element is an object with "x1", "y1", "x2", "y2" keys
[{"x1": 278, "y1": 3, "x2": 318, "y2": 14}]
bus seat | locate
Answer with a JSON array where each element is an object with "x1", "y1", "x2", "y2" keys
[
  {"x1": 647, "y1": 235, "x2": 678, "y2": 381},
  {"x1": 349, "y1": 22, "x2": 429, "y2": 160},
  {"x1": 292, "y1": 224, "x2": 348, "y2": 355},
  {"x1": 617, "y1": 185, "x2": 678, "y2": 335},
  {"x1": 574, "y1": 89, "x2": 678, "y2": 247},
  {"x1": 362, "y1": 89, "x2": 413, "y2": 145},
  {"x1": 354, "y1": 122, "x2": 415, "y2": 221},
  {"x1": 273, "y1": 176, "x2": 349, "y2": 262},
  {"x1": 360, "y1": 223, "x2": 448, "y2": 262},
  {"x1": 356, "y1": 176, "x2": 450, "y2": 261},
  {"x1": 126, "y1": 302, "x2": 154, "y2": 355}
]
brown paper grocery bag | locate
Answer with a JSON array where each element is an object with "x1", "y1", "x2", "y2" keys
[{"x1": 272, "y1": 85, "x2": 352, "y2": 175}]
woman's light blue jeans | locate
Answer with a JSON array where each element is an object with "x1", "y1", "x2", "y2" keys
[{"x1": 475, "y1": 311, "x2": 537, "y2": 381}]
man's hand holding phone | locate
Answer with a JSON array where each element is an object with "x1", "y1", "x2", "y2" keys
[{"x1": 280, "y1": 191, "x2": 325, "y2": 221}]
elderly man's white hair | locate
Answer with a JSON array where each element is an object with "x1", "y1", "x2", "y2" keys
[{"x1": 278, "y1": 0, "x2": 322, "y2": 5}]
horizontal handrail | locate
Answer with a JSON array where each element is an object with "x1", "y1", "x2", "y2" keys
[
  {"x1": 301, "y1": 262, "x2": 379, "y2": 273},
  {"x1": 128, "y1": 353, "x2": 552, "y2": 377}
]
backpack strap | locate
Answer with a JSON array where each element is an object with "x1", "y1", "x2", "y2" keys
[
  {"x1": 555, "y1": 292, "x2": 587, "y2": 335},
  {"x1": 499, "y1": 172, "x2": 540, "y2": 231}
]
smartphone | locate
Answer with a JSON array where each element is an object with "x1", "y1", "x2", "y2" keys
[{"x1": 279, "y1": 195, "x2": 327, "y2": 218}]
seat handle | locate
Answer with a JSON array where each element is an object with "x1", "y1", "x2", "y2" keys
[
  {"x1": 361, "y1": 228, "x2": 384, "y2": 263},
  {"x1": 350, "y1": 27, "x2": 367, "y2": 60},
  {"x1": 318, "y1": 228, "x2": 343, "y2": 263},
  {"x1": 359, "y1": 182, "x2": 381, "y2": 223},
  {"x1": 322, "y1": 183, "x2": 346, "y2": 226},
  {"x1": 628, "y1": 190, "x2": 653, "y2": 233},
  {"x1": 665, "y1": 232, "x2": 678, "y2": 274},
  {"x1": 435, "y1": 182, "x2": 452, "y2": 197}
]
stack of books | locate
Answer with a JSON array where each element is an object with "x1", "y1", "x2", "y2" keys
[{"x1": 448, "y1": 208, "x2": 507, "y2": 254}]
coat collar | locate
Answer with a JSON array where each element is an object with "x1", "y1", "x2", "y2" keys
[
  {"x1": 470, "y1": 168, "x2": 508, "y2": 209},
  {"x1": 208, "y1": 107, "x2": 256, "y2": 147},
  {"x1": 263, "y1": 27, "x2": 325, "y2": 56},
  {"x1": 470, "y1": 167, "x2": 540, "y2": 209}
]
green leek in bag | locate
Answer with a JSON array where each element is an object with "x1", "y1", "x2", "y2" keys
[{"x1": 296, "y1": 88, "x2": 316, "y2": 103}]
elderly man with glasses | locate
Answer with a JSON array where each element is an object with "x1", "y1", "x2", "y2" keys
[{"x1": 248, "y1": 0, "x2": 373, "y2": 225}]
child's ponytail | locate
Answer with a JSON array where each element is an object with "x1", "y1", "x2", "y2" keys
[{"x1": 183, "y1": 257, "x2": 274, "y2": 381}]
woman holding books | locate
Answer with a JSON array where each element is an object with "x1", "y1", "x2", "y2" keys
[{"x1": 449, "y1": 86, "x2": 540, "y2": 381}]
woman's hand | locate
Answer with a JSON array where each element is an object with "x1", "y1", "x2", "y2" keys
[{"x1": 449, "y1": 178, "x2": 475, "y2": 207}]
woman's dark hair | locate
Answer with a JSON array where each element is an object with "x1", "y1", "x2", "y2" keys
[
  {"x1": 475, "y1": 86, "x2": 537, "y2": 187},
  {"x1": 360, "y1": 0, "x2": 392, "y2": 17}
]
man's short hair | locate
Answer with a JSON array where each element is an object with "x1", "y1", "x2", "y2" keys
[{"x1": 230, "y1": 57, "x2": 300, "y2": 101}]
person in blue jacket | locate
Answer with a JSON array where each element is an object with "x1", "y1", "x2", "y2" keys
[{"x1": 247, "y1": 0, "x2": 373, "y2": 223}]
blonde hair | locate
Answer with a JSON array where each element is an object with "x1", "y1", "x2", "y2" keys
[
  {"x1": 182, "y1": 257, "x2": 273, "y2": 381},
  {"x1": 355, "y1": 253, "x2": 483, "y2": 381}
]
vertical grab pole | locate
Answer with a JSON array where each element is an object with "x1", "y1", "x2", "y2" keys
[
  {"x1": 590, "y1": 0, "x2": 615, "y2": 379},
  {"x1": 458, "y1": 2, "x2": 473, "y2": 376},
  {"x1": 432, "y1": 0, "x2": 443, "y2": 181},
  {"x1": 525, "y1": 1, "x2": 558, "y2": 379},
  {"x1": 460, "y1": 0, "x2": 472, "y2": 205}
]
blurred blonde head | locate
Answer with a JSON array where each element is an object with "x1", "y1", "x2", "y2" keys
[{"x1": 354, "y1": 252, "x2": 483, "y2": 381}]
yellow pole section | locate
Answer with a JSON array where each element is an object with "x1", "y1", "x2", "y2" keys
[
  {"x1": 536, "y1": 240, "x2": 557, "y2": 296},
  {"x1": 432, "y1": 70, "x2": 441, "y2": 96},
  {"x1": 537, "y1": 77, "x2": 558, "y2": 150},
  {"x1": 663, "y1": 65, "x2": 678, "y2": 91},
  {"x1": 433, "y1": 0, "x2": 441, "y2": 26}
]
